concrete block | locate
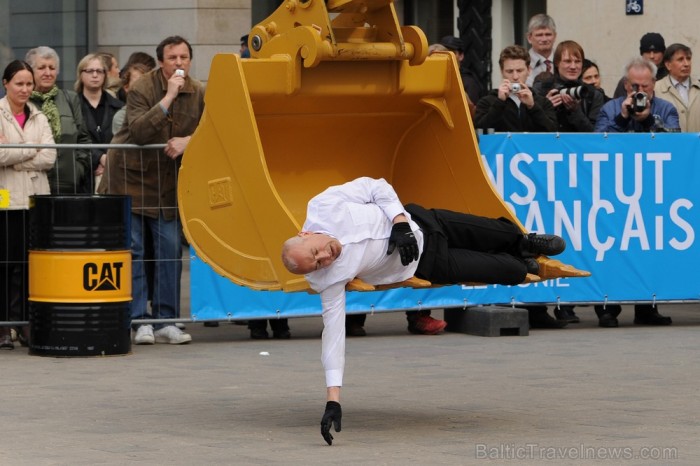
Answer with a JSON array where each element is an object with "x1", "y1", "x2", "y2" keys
[{"x1": 444, "y1": 306, "x2": 529, "y2": 337}]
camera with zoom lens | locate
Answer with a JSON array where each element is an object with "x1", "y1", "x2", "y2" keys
[
  {"x1": 628, "y1": 86, "x2": 648, "y2": 114},
  {"x1": 559, "y1": 85, "x2": 587, "y2": 99},
  {"x1": 509, "y1": 83, "x2": 522, "y2": 93}
]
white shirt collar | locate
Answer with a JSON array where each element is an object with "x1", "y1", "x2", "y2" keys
[{"x1": 669, "y1": 76, "x2": 690, "y2": 89}]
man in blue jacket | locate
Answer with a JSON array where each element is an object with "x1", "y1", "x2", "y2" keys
[
  {"x1": 593, "y1": 55, "x2": 678, "y2": 328},
  {"x1": 595, "y1": 56, "x2": 680, "y2": 133}
]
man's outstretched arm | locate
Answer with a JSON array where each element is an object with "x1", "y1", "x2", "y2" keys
[{"x1": 319, "y1": 283, "x2": 346, "y2": 445}]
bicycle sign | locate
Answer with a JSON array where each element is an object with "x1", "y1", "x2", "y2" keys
[{"x1": 626, "y1": 0, "x2": 643, "y2": 15}]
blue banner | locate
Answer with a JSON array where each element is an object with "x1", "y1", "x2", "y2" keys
[{"x1": 190, "y1": 133, "x2": 700, "y2": 319}]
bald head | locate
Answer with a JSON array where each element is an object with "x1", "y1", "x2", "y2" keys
[
  {"x1": 281, "y1": 233, "x2": 343, "y2": 275},
  {"x1": 281, "y1": 236, "x2": 304, "y2": 274}
]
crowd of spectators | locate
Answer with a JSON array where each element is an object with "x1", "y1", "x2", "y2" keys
[
  {"x1": 2, "y1": 17, "x2": 694, "y2": 352},
  {"x1": 472, "y1": 15, "x2": 687, "y2": 329},
  {"x1": 1, "y1": 37, "x2": 206, "y2": 349}
]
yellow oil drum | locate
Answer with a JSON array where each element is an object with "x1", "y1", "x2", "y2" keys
[{"x1": 28, "y1": 195, "x2": 132, "y2": 356}]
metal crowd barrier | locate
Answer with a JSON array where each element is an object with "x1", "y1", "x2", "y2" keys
[{"x1": 0, "y1": 143, "x2": 199, "y2": 328}]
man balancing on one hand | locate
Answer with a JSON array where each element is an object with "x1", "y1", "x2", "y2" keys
[{"x1": 281, "y1": 177, "x2": 565, "y2": 445}]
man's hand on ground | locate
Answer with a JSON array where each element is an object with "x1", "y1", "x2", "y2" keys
[
  {"x1": 320, "y1": 401, "x2": 342, "y2": 445},
  {"x1": 387, "y1": 222, "x2": 419, "y2": 266}
]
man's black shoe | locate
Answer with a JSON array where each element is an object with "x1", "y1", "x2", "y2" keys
[
  {"x1": 528, "y1": 309, "x2": 568, "y2": 329},
  {"x1": 250, "y1": 328, "x2": 269, "y2": 339},
  {"x1": 273, "y1": 329, "x2": 291, "y2": 339},
  {"x1": 598, "y1": 312, "x2": 619, "y2": 327},
  {"x1": 634, "y1": 310, "x2": 672, "y2": 326},
  {"x1": 554, "y1": 306, "x2": 580, "y2": 323},
  {"x1": 521, "y1": 233, "x2": 566, "y2": 257},
  {"x1": 346, "y1": 323, "x2": 367, "y2": 337},
  {"x1": 524, "y1": 257, "x2": 539, "y2": 275}
]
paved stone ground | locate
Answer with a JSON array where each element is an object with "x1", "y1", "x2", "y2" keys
[{"x1": 1, "y1": 261, "x2": 698, "y2": 465}]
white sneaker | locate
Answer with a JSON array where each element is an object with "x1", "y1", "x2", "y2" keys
[
  {"x1": 154, "y1": 325, "x2": 192, "y2": 344},
  {"x1": 134, "y1": 324, "x2": 155, "y2": 345}
]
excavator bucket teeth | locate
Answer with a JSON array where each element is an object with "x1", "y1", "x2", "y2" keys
[{"x1": 536, "y1": 257, "x2": 592, "y2": 279}]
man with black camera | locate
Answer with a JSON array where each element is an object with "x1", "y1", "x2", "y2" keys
[
  {"x1": 595, "y1": 56, "x2": 679, "y2": 133},
  {"x1": 593, "y1": 55, "x2": 678, "y2": 328},
  {"x1": 474, "y1": 45, "x2": 557, "y2": 132},
  {"x1": 531, "y1": 40, "x2": 604, "y2": 133}
]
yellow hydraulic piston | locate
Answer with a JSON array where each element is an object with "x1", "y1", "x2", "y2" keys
[{"x1": 178, "y1": 0, "x2": 588, "y2": 293}]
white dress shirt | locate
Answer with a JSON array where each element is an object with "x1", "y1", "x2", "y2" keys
[
  {"x1": 303, "y1": 177, "x2": 423, "y2": 387},
  {"x1": 670, "y1": 76, "x2": 690, "y2": 105},
  {"x1": 526, "y1": 49, "x2": 553, "y2": 86}
]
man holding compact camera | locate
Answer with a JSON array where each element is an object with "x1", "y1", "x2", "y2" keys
[
  {"x1": 595, "y1": 56, "x2": 679, "y2": 133},
  {"x1": 474, "y1": 45, "x2": 557, "y2": 132},
  {"x1": 475, "y1": 44, "x2": 565, "y2": 329},
  {"x1": 99, "y1": 35, "x2": 205, "y2": 345}
]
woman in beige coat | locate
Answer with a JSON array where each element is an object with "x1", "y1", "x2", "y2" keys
[{"x1": 0, "y1": 60, "x2": 56, "y2": 349}]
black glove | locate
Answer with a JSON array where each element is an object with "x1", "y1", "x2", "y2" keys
[
  {"x1": 320, "y1": 401, "x2": 342, "y2": 445},
  {"x1": 387, "y1": 222, "x2": 419, "y2": 266}
]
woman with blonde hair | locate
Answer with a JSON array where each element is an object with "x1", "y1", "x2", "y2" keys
[{"x1": 75, "y1": 53, "x2": 123, "y2": 192}]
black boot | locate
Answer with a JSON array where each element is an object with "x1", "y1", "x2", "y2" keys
[
  {"x1": 554, "y1": 305, "x2": 580, "y2": 323},
  {"x1": 527, "y1": 306, "x2": 568, "y2": 329},
  {"x1": 520, "y1": 233, "x2": 566, "y2": 257},
  {"x1": 270, "y1": 319, "x2": 291, "y2": 339},
  {"x1": 595, "y1": 305, "x2": 621, "y2": 328},
  {"x1": 248, "y1": 319, "x2": 269, "y2": 339},
  {"x1": 633, "y1": 304, "x2": 672, "y2": 326},
  {"x1": 523, "y1": 257, "x2": 539, "y2": 275},
  {"x1": 345, "y1": 314, "x2": 367, "y2": 337}
]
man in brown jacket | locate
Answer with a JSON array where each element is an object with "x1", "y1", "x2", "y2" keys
[{"x1": 99, "y1": 35, "x2": 205, "y2": 345}]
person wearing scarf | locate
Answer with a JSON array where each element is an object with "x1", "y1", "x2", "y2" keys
[{"x1": 25, "y1": 46, "x2": 92, "y2": 194}]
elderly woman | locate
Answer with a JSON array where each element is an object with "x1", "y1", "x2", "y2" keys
[
  {"x1": 0, "y1": 60, "x2": 57, "y2": 349},
  {"x1": 25, "y1": 46, "x2": 92, "y2": 194},
  {"x1": 75, "y1": 53, "x2": 123, "y2": 192}
]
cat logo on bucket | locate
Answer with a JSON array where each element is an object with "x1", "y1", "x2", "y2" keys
[{"x1": 83, "y1": 262, "x2": 124, "y2": 291}]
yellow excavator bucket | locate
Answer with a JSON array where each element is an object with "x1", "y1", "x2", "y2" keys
[{"x1": 178, "y1": 0, "x2": 587, "y2": 292}]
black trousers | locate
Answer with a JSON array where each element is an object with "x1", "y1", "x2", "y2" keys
[
  {"x1": 0, "y1": 210, "x2": 29, "y2": 323},
  {"x1": 405, "y1": 204, "x2": 527, "y2": 286},
  {"x1": 594, "y1": 304, "x2": 659, "y2": 318},
  {"x1": 248, "y1": 319, "x2": 289, "y2": 332}
]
